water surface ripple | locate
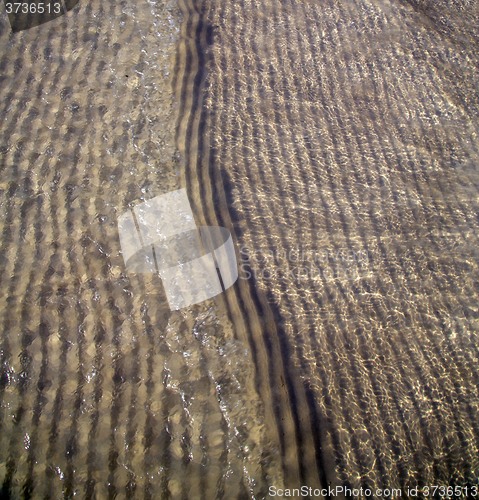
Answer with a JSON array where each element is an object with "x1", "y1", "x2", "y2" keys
[{"x1": 1, "y1": 0, "x2": 479, "y2": 498}]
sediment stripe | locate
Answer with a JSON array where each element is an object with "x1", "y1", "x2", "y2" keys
[
  {"x1": 199, "y1": 0, "x2": 363, "y2": 489},
  {"x1": 175, "y1": 1, "x2": 291, "y2": 496},
  {"x1": 177, "y1": 0, "x2": 479, "y2": 494},
  {"x1": 177, "y1": 0, "x2": 312, "y2": 492},
  {"x1": 206, "y1": 0, "x2": 377, "y2": 488}
]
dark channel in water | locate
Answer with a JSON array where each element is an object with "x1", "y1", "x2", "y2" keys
[{"x1": 1, "y1": 0, "x2": 479, "y2": 498}]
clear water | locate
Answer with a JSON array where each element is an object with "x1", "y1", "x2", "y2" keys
[{"x1": 1, "y1": 0, "x2": 479, "y2": 498}]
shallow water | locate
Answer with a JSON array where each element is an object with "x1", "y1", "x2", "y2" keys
[
  {"x1": 1, "y1": 0, "x2": 479, "y2": 498},
  {"x1": 0, "y1": 1, "x2": 283, "y2": 497}
]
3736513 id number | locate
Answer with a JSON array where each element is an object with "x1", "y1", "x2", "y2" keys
[
  {"x1": 5, "y1": 3, "x2": 62, "y2": 14},
  {"x1": 422, "y1": 485, "x2": 478, "y2": 497}
]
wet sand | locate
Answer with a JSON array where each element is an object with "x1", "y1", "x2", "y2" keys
[{"x1": 1, "y1": 0, "x2": 479, "y2": 498}]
